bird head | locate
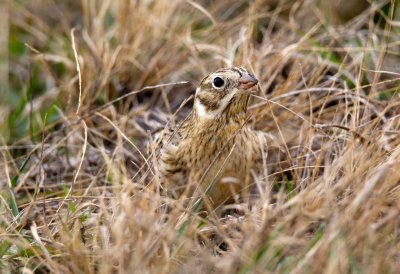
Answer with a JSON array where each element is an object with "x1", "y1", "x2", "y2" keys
[{"x1": 194, "y1": 67, "x2": 258, "y2": 120}]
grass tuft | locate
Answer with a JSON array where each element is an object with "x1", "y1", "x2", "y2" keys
[{"x1": 1, "y1": 0, "x2": 400, "y2": 273}]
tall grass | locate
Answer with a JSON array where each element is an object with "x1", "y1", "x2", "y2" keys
[{"x1": 1, "y1": 0, "x2": 400, "y2": 273}]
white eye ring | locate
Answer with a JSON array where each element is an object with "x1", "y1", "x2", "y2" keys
[{"x1": 212, "y1": 77, "x2": 225, "y2": 89}]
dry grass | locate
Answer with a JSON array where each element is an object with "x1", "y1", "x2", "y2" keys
[{"x1": 1, "y1": 0, "x2": 400, "y2": 273}]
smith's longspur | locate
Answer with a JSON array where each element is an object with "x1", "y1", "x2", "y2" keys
[{"x1": 154, "y1": 67, "x2": 277, "y2": 208}]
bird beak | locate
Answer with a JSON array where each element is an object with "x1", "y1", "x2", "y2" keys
[{"x1": 238, "y1": 73, "x2": 258, "y2": 90}]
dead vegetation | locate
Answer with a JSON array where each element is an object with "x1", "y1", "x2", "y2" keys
[{"x1": 1, "y1": 0, "x2": 400, "y2": 273}]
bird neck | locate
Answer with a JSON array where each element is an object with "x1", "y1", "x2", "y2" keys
[
  {"x1": 193, "y1": 94, "x2": 249, "y2": 126},
  {"x1": 221, "y1": 94, "x2": 249, "y2": 125}
]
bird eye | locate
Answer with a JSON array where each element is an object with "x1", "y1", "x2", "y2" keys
[{"x1": 213, "y1": 77, "x2": 225, "y2": 88}]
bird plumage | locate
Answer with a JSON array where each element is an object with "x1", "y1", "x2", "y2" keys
[{"x1": 155, "y1": 67, "x2": 272, "y2": 208}]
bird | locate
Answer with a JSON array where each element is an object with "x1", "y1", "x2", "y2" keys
[{"x1": 154, "y1": 67, "x2": 274, "y2": 209}]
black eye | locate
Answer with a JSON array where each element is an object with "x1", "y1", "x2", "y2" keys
[{"x1": 213, "y1": 77, "x2": 225, "y2": 88}]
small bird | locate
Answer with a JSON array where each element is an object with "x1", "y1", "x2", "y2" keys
[{"x1": 155, "y1": 67, "x2": 271, "y2": 208}]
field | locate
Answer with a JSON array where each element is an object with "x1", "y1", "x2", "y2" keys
[{"x1": 1, "y1": 0, "x2": 400, "y2": 273}]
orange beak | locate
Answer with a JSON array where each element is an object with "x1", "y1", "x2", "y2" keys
[{"x1": 238, "y1": 73, "x2": 258, "y2": 90}]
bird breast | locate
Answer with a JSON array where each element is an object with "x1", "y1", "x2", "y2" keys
[{"x1": 182, "y1": 121, "x2": 253, "y2": 179}]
